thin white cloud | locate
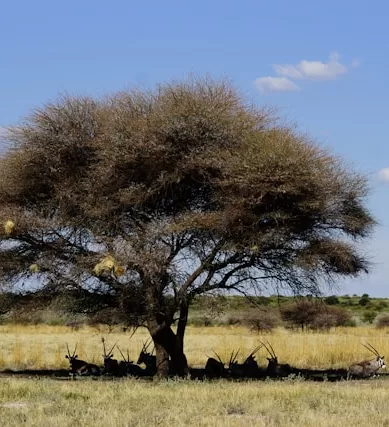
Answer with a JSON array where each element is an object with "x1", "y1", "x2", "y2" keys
[
  {"x1": 378, "y1": 168, "x2": 389, "y2": 183},
  {"x1": 254, "y1": 76, "x2": 300, "y2": 93},
  {"x1": 274, "y1": 52, "x2": 348, "y2": 80}
]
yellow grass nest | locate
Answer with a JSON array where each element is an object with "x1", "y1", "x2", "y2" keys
[
  {"x1": 93, "y1": 255, "x2": 125, "y2": 277},
  {"x1": 29, "y1": 264, "x2": 40, "y2": 273},
  {"x1": 4, "y1": 220, "x2": 15, "y2": 235}
]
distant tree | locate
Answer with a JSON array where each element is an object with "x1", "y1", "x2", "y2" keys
[
  {"x1": 0, "y1": 78, "x2": 375, "y2": 376},
  {"x1": 359, "y1": 293, "x2": 371, "y2": 306},
  {"x1": 281, "y1": 299, "x2": 322, "y2": 331},
  {"x1": 281, "y1": 298, "x2": 352, "y2": 330},
  {"x1": 244, "y1": 307, "x2": 280, "y2": 333},
  {"x1": 324, "y1": 295, "x2": 340, "y2": 305}
]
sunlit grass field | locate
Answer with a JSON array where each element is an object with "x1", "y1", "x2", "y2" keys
[
  {"x1": 0, "y1": 324, "x2": 388, "y2": 370},
  {"x1": 2, "y1": 378, "x2": 389, "y2": 427},
  {"x1": 1, "y1": 324, "x2": 389, "y2": 426}
]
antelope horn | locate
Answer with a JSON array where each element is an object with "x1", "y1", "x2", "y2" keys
[
  {"x1": 362, "y1": 342, "x2": 380, "y2": 357},
  {"x1": 260, "y1": 341, "x2": 275, "y2": 360},
  {"x1": 127, "y1": 349, "x2": 130, "y2": 363},
  {"x1": 116, "y1": 345, "x2": 127, "y2": 361},
  {"x1": 66, "y1": 342, "x2": 71, "y2": 357},
  {"x1": 212, "y1": 350, "x2": 224, "y2": 365},
  {"x1": 108, "y1": 342, "x2": 117, "y2": 357},
  {"x1": 231, "y1": 348, "x2": 240, "y2": 364},
  {"x1": 101, "y1": 337, "x2": 107, "y2": 357},
  {"x1": 246, "y1": 343, "x2": 264, "y2": 360},
  {"x1": 144, "y1": 339, "x2": 152, "y2": 352},
  {"x1": 72, "y1": 343, "x2": 78, "y2": 358},
  {"x1": 129, "y1": 328, "x2": 138, "y2": 339},
  {"x1": 366, "y1": 342, "x2": 381, "y2": 356},
  {"x1": 265, "y1": 340, "x2": 277, "y2": 359}
]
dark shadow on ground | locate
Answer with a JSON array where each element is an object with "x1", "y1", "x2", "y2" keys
[{"x1": 1, "y1": 367, "x2": 388, "y2": 382}]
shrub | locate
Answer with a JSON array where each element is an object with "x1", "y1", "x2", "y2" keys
[
  {"x1": 327, "y1": 306, "x2": 353, "y2": 326},
  {"x1": 324, "y1": 295, "x2": 340, "y2": 305},
  {"x1": 226, "y1": 315, "x2": 241, "y2": 326},
  {"x1": 255, "y1": 296, "x2": 270, "y2": 306},
  {"x1": 243, "y1": 308, "x2": 280, "y2": 333},
  {"x1": 310, "y1": 312, "x2": 338, "y2": 331},
  {"x1": 376, "y1": 314, "x2": 389, "y2": 328},
  {"x1": 362, "y1": 310, "x2": 376, "y2": 324}
]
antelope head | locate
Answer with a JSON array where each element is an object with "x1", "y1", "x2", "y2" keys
[
  {"x1": 101, "y1": 337, "x2": 117, "y2": 362},
  {"x1": 261, "y1": 340, "x2": 278, "y2": 364},
  {"x1": 137, "y1": 339, "x2": 153, "y2": 365},
  {"x1": 362, "y1": 342, "x2": 386, "y2": 368},
  {"x1": 65, "y1": 343, "x2": 78, "y2": 362},
  {"x1": 243, "y1": 343, "x2": 264, "y2": 365}
]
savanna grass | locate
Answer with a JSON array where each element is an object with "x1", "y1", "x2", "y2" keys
[
  {"x1": 1, "y1": 325, "x2": 389, "y2": 426},
  {"x1": 0, "y1": 324, "x2": 388, "y2": 370},
  {"x1": 1, "y1": 378, "x2": 389, "y2": 426}
]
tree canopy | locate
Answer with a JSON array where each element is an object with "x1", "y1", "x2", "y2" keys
[{"x1": 0, "y1": 78, "x2": 375, "y2": 376}]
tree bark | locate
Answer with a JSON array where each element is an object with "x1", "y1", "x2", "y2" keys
[
  {"x1": 144, "y1": 275, "x2": 189, "y2": 378},
  {"x1": 147, "y1": 315, "x2": 189, "y2": 378}
]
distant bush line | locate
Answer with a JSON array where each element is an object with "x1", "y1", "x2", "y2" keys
[{"x1": 1, "y1": 293, "x2": 389, "y2": 331}]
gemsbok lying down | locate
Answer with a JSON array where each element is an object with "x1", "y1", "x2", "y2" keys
[
  {"x1": 101, "y1": 337, "x2": 120, "y2": 376},
  {"x1": 228, "y1": 344, "x2": 263, "y2": 378},
  {"x1": 65, "y1": 343, "x2": 101, "y2": 377},
  {"x1": 116, "y1": 345, "x2": 144, "y2": 377},
  {"x1": 261, "y1": 340, "x2": 293, "y2": 377},
  {"x1": 347, "y1": 343, "x2": 386, "y2": 379},
  {"x1": 205, "y1": 350, "x2": 226, "y2": 378}
]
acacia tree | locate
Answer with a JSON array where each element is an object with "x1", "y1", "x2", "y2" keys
[{"x1": 0, "y1": 78, "x2": 374, "y2": 376}]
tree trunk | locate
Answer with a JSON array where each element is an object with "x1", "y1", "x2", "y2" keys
[
  {"x1": 147, "y1": 316, "x2": 189, "y2": 378},
  {"x1": 144, "y1": 278, "x2": 189, "y2": 378}
]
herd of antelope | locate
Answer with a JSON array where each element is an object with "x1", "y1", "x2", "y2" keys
[{"x1": 64, "y1": 338, "x2": 386, "y2": 381}]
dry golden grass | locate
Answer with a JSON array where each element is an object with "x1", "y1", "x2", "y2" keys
[
  {"x1": 1, "y1": 324, "x2": 389, "y2": 426},
  {"x1": 1, "y1": 378, "x2": 389, "y2": 426},
  {"x1": 0, "y1": 324, "x2": 388, "y2": 370}
]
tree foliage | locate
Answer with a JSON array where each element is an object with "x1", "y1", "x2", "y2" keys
[{"x1": 0, "y1": 78, "x2": 375, "y2": 376}]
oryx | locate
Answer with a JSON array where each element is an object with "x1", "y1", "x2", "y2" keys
[
  {"x1": 101, "y1": 337, "x2": 120, "y2": 376},
  {"x1": 261, "y1": 340, "x2": 292, "y2": 377},
  {"x1": 65, "y1": 343, "x2": 101, "y2": 377},
  {"x1": 348, "y1": 342, "x2": 386, "y2": 379},
  {"x1": 116, "y1": 345, "x2": 143, "y2": 377},
  {"x1": 137, "y1": 339, "x2": 157, "y2": 375},
  {"x1": 205, "y1": 350, "x2": 225, "y2": 378},
  {"x1": 228, "y1": 344, "x2": 263, "y2": 378}
]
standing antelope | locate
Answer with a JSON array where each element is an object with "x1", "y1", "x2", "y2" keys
[
  {"x1": 101, "y1": 338, "x2": 120, "y2": 376},
  {"x1": 65, "y1": 343, "x2": 101, "y2": 377},
  {"x1": 348, "y1": 343, "x2": 386, "y2": 379},
  {"x1": 228, "y1": 344, "x2": 263, "y2": 378},
  {"x1": 205, "y1": 351, "x2": 226, "y2": 378},
  {"x1": 261, "y1": 340, "x2": 292, "y2": 377}
]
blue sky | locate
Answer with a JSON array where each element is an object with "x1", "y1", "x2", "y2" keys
[{"x1": 0, "y1": 0, "x2": 388, "y2": 296}]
